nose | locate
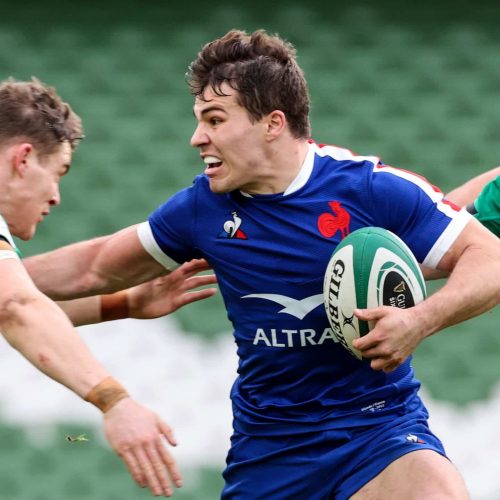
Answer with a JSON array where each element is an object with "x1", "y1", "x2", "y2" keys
[
  {"x1": 190, "y1": 124, "x2": 209, "y2": 148},
  {"x1": 49, "y1": 183, "x2": 61, "y2": 206}
]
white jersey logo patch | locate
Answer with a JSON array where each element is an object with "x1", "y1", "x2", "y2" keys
[{"x1": 242, "y1": 293, "x2": 324, "y2": 319}]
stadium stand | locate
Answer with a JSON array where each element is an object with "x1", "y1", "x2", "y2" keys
[{"x1": 0, "y1": 0, "x2": 499, "y2": 498}]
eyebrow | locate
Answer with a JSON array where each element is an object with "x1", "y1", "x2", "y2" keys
[{"x1": 193, "y1": 105, "x2": 228, "y2": 118}]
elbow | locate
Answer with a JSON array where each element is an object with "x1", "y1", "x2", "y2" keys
[
  {"x1": 0, "y1": 294, "x2": 37, "y2": 346},
  {"x1": 71, "y1": 272, "x2": 114, "y2": 298}
]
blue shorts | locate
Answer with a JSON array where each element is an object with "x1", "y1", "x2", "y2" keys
[{"x1": 221, "y1": 409, "x2": 446, "y2": 499}]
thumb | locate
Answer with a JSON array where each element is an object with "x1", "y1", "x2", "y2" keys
[
  {"x1": 159, "y1": 420, "x2": 178, "y2": 447},
  {"x1": 354, "y1": 307, "x2": 384, "y2": 321}
]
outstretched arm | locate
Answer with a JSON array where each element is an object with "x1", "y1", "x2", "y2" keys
[
  {"x1": 24, "y1": 225, "x2": 165, "y2": 300},
  {"x1": 58, "y1": 259, "x2": 217, "y2": 326},
  {"x1": 0, "y1": 256, "x2": 183, "y2": 496},
  {"x1": 0, "y1": 258, "x2": 109, "y2": 396},
  {"x1": 445, "y1": 166, "x2": 500, "y2": 206}
]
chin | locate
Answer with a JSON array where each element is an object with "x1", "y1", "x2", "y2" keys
[
  {"x1": 19, "y1": 226, "x2": 37, "y2": 241},
  {"x1": 209, "y1": 179, "x2": 233, "y2": 194},
  {"x1": 209, "y1": 179, "x2": 241, "y2": 194}
]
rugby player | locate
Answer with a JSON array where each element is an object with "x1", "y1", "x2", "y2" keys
[
  {"x1": 23, "y1": 31, "x2": 500, "y2": 498},
  {"x1": 446, "y1": 167, "x2": 500, "y2": 237},
  {"x1": 0, "y1": 77, "x2": 216, "y2": 497}
]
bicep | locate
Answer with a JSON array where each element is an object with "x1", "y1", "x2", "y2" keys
[
  {"x1": 92, "y1": 225, "x2": 170, "y2": 290},
  {"x1": 420, "y1": 264, "x2": 449, "y2": 281},
  {"x1": 370, "y1": 168, "x2": 459, "y2": 263},
  {"x1": 436, "y1": 218, "x2": 500, "y2": 273}
]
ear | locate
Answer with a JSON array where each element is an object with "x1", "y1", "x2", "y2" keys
[
  {"x1": 11, "y1": 143, "x2": 33, "y2": 177},
  {"x1": 265, "y1": 110, "x2": 286, "y2": 141}
]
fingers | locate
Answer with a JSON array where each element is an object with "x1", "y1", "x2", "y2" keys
[
  {"x1": 163, "y1": 261, "x2": 217, "y2": 291},
  {"x1": 120, "y1": 449, "x2": 147, "y2": 489},
  {"x1": 352, "y1": 334, "x2": 374, "y2": 352},
  {"x1": 157, "y1": 421, "x2": 182, "y2": 489},
  {"x1": 134, "y1": 445, "x2": 173, "y2": 497},
  {"x1": 177, "y1": 258, "x2": 212, "y2": 276},
  {"x1": 104, "y1": 402, "x2": 183, "y2": 497},
  {"x1": 183, "y1": 274, "x2": 218, "y2": 290},
  {"x1": 352, "y1": 306, "x2": 394, "y2": 351},
  {"x1": 120, "y1": 435, "x2": 182, "y2": 497},
  {"x1": 157, "y1": 437, "x2": 183, "y2": 489},
  {"x1": 369, "y1": 357, "x2": 399, "y2": 372},
  {"x1": 178, "y1": 288, "x2": 217, "y2": 306},
  {"x1": 353, "y1": 307, "x2": 384, "y2": 323},
  {"x1": 170, "y1": 271, "x2": 217, "y2": 308},
  {"x1": 353, "y1": 333, "x2": 403, "y2": 372},
  {"x1": 352, "y1": 307, "x2": 409, "y2": 372}
]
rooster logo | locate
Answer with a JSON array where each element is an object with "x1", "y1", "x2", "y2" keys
[
  {"x1": 219, "y1": 211, "x2": 248, "y2": 239},
  {"x1": 406, "y1": 433, "x2": 426, "y2": 444},
  {"x1": 318, "y1": 201, "x2": 351, "y2": 239}
]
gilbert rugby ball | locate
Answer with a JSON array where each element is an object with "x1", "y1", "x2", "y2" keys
[{"x1": 323, "y1": 227, "x2": 426, "y2": 359}]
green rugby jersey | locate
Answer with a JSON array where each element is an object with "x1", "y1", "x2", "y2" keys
[{"x1": 468, "y1": 176, "x2": 500, "y2": 237}]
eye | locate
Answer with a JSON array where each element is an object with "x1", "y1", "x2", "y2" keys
[{"x1": 210, "y1": 117, "x2": 222, "y2": 126}]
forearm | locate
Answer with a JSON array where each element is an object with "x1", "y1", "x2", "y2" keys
[
  {"x1": 57, "y1": 296, "x2": 102, "y2": 326},
  {"x1": 58, "y1": 292, "x2": 129, "y2": 327},
  {"x1": 0, "y1": 293, "x2": 110, "y2": 398},
  {"x1": 24, "y1": 225, "x2": 165, "y2": 300},
  {"x1": 446, "y1": 166, "x2": 500, "y2": 206},
  {"x1": 417, "y1": 238, "x2": 500, "y2": 338},
  {"x1": 24, "y1": 235, "x2": 112, "y2": 300},
  {"x1": 420, "y1": 264, "x2": 448, "y2": 281}
]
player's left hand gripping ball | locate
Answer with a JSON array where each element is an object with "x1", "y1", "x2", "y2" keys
[{"x1": 323, "y1": 227, "x2": 426, "y2": 359}]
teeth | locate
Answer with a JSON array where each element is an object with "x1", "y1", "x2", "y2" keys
[{"x1": 203, "y1": 156, "x2": 221, "y2": 165}]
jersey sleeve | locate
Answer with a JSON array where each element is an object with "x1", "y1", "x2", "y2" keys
[
  {"x1": 368, "y1": 165, "x2": 472, "y2": 267},
  {"x1": 138, "y1": 184, "x2": 202, "y2": 267},
  {"x1": 0, "y1": 216, "x2": 20, "y2": 262}
]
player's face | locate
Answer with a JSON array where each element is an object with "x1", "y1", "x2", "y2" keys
[
  {"x1": 9, "y1": 141, "x2": 71, "y2": 240},
  {"x1": 191, "y1": 84, "x2": 271, "y2": 194}
]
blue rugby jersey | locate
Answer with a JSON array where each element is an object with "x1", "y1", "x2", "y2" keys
[{"x1": 138, "y1": 141, "x2": 471, "y2": 435}]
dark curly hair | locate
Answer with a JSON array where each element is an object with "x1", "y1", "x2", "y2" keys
[
  {"x1": 0, "y1": 77, "x2": 83, "y2": 156},
  {"x1": 187, "y1": 29, "x2": 311, "y2": 139}
]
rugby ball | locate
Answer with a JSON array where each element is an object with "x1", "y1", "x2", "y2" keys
[{"x1": 323, "y1": 227, "x2": 426, "y2": 359}]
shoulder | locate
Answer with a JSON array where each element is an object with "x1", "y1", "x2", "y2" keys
[
  {"x1": 478, "y1": 175, "x2": 500, "y2": 202},
  {"x1": 475, "y1": 175, "x2": 500, "y2": 214},
  {"x1": 309, "y1": 141, "x2": 381, "y2": 196},
  {"x1": 155, "y1": 175, "x2": 210, "y2": 210},
  {"x1": 310, "y1": 141, "x2": 380, "y2": 169}
]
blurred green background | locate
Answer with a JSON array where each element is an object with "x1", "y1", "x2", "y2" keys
[{"x1": 1, "y1": 0, "x2": 499, "y2": 498}]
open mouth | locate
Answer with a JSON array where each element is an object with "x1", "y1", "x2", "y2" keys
[{"x1": 204, "y1": 155, "x2": 223, "y2": 170}]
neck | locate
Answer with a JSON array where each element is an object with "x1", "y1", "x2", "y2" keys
[{"x1": 244, "y1": 139, "x2": 309, "y2": 195}]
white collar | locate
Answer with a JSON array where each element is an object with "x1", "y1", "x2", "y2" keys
[
  {"x1": 283, "y1": 142, "x2": 315, "y2": 196},
  {"x1": 240, "y1": 142, "x2": 315, "y2": 197},
  {"x1": 0, "y1": 214, "x2": 17, "y2": 248}
]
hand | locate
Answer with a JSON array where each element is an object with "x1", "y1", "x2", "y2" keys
[
  {"x1": 352, "y1": 306, "x2": 426, "y2": 372},
  {"x1": 127, "y1": 259, "x2": 217, "y2": 319},
  {"x1": 103, "y1": 397, "x2": 182, "y2": 497}
]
